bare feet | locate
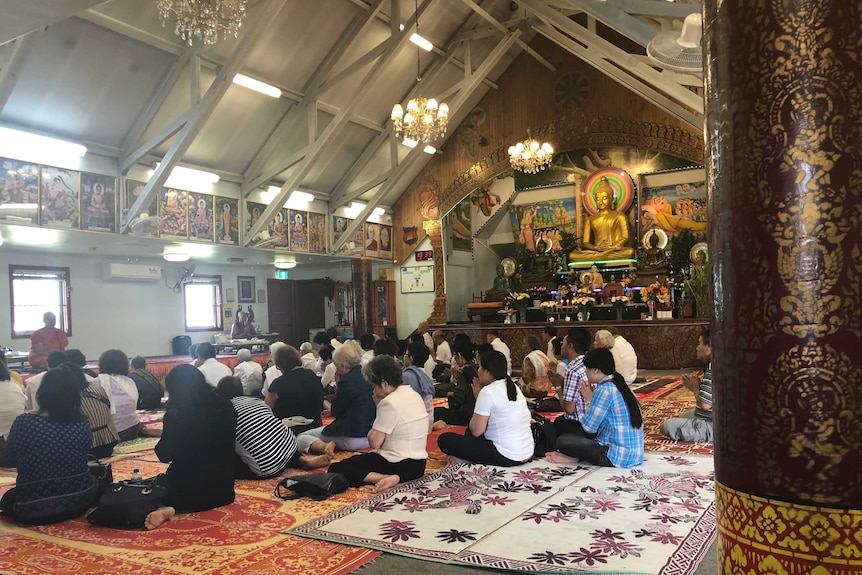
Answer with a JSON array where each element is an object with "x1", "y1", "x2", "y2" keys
[
  {"x1": 144, "y1": 506, "x2": 176, "y2": 530},
  {"x1": 546, "y1": 451, "x2": 579, "y2": 464},
  {"x1": 301, "y1": 454, "x2": 331, "y2": 469},
  {"x1": 372, "y1": 475, "x2": 401, "y2": 493},
  {"x1": 432, "y1": 420, "x2": 448, "y2": 431},
  {"x1": 323, "y1": 441, "x2": 336, "y2": 459}
]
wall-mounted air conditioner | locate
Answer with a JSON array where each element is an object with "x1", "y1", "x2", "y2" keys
[{"x1": 101, "y1": 262, "x2": 162, "y2": 282}]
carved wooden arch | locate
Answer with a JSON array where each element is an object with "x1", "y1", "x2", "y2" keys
[{"x1": 438, "y1": 114, "x2": 705, "y2": 216}]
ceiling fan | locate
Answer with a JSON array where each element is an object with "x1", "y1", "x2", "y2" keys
[
  {"x1": 127, "y1": 213, "x2": 163, "y2": 236},
  {"x1": 646, "y1": 13, "x2": 703, "y2": 74},
  {"x1": 171, "y1": 264, "x2": 197, "y2": 291}
]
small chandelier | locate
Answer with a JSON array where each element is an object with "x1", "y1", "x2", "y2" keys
[
  {"x1": 155, "y1": 0, "x2": 248, "y2": 46},
  {"x1": 390, "y1": 0, "x2": 449, "y2": 145},
  {"x1": 508, "y1": 132, "x2": 554, "y2": 174},
  {"x1": 391, "y1": 97, "x2": 449, "y2": 145}
]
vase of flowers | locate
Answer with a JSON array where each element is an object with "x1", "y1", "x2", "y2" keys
[
  {"x1": 642, "y1": 282, "x2": 670, "y2": 319},
  {"x1": 610, "y1": 295, "x2": 630, "y2": 321},
  {"x1": 506, "y1": 291, "x2": 531, "y2": 323},
  {"x1": 575, "y1": 295, "x2": 596, "y2": 322},
  {"x1": 540, "y1": 300, "x2": 556, "y2": 320}
]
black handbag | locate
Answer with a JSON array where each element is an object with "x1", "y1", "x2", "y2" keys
[
  {"x1": 531, "y1": 412, "x2": 558, "y2": 458},
  {"x1": 274, "y1": 473, "x2": 349, "y2": 501},
  {"x1": 86, "y1": 475, "x2": 166, "y2": 529},
  {"x1": 87, "y1": 457, "x2": 113, "y2": 498}
]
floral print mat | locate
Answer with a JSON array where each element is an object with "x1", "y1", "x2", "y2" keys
[{"x1": 290, "y1": 453, "x2": 715, "y2": 574}]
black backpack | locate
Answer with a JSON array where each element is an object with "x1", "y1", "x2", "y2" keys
[{"x1": 274, "y1": 473, "x2": 350, "y2": 501}]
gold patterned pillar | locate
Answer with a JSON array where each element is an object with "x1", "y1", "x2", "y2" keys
[
  {"x1": 352, "y1": 257, "x2": 373, "y2": 336},
  {"x1": 423, "y1": 219, "x2": 447, "y2": 325},
  {"x1": 705, "y1": 2, "x2": 862, "y2": 574}
]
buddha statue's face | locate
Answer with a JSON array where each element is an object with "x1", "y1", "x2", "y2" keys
[{"x1": 596, "y1": 190, "x2": 611, "y2": 211}]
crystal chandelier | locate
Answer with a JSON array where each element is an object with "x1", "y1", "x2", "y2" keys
[
  {"x1": 508, "y1": 133, "x2": 554, "y2": 174},
  {"x1": 390, "y1": 0, "x2": 449, "y2": 145},
  {"x1": 155, "y1": 0, "x2": 248, "y2": 46},
  {"x1": 391, "y1": 97, "x2": 449, "y2": 145}
]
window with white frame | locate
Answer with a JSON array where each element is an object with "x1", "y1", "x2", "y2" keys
[
  {"x1": 183, "y1": 275, "x2": 223, "y2": 331},
  {"x1": 9, "y1": 265, "x2": 72, "y2": 338}
]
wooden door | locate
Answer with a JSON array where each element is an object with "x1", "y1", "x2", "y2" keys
[
  {"x1": 267, "y1": 279, "x2": 297, "y2": 345},
  {"x1": 294, "y1": 279, "x2": 328, "y2": 344}
]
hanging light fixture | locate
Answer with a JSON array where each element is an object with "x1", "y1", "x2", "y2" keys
[
  {"x1": 508, "y1": 131, "x2": 554, "y2": 174},
  {"x1": 155, "y1": 0, "x2": 248, "y2": 46},
  {"x1": 391, "y1": 0, "x2": 449, "y2": 145}
]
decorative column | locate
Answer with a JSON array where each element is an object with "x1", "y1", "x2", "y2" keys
[
  {"x1": 423, "y1": 219, "x2": 447, "y2": 325},
  {"x1": 352, "y1": 257, "x2": 373, "y2": 337},
  {"x1": 705, "y1": 2, "x2": 862, "y2": 574}
]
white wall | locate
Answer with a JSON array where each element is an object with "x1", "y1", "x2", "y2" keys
[
  {"x1": 0, "y1": 250, "x2": 273, "y2": 359},
  {"x1": 395, "y1": 236, "x2": 435, "y2": 336}
]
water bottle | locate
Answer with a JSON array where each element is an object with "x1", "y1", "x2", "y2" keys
[{"x1": 131, "y1": 468, "x2": 142, "y2": 482}]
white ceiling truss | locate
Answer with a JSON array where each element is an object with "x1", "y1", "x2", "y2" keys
[{"x1": 0, "y1": 0, "x2": 705, "y2": 264}]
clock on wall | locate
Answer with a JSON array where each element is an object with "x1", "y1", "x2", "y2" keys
[{"x1": 415, "y1": 250, "x2": 434, "y2": 261}]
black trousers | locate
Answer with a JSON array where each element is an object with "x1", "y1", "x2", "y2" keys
[
  {"x1": 437, "y1": 429, "x2": 526, "y2": 467},
  {"x1": 433, "y1": 406, "x2": 470, "y2": 426},
  {"x1": 328, "y1": 452, "x2": 426, "y2": 487},
  {"x1": 556, "y1": 434, "x2": 613, "y2": 467}
]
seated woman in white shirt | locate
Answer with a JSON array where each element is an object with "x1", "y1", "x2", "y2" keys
[
  {"x1": 437, "y1": 350, "x2": 533, "y2": 467},
  {"x1": 328, "y1": 355, "x2": 428, "y2": 492},
  {"x1": 95, "y1": 349, "x2": 141, "y2": 442}
]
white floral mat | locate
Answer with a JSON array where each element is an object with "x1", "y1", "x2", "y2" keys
[{"x1": 290, "y1": 453, "x2": 715, "y2": 574}]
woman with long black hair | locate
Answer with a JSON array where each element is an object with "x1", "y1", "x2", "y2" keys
[
  {"x1": 144, "y1": 364, "x2": 237, "y2": 529},
  {"x1": 437, "y1": 350, "x2": 533, "y2": 466},
  {"x1": 548, "y1": 348, "x2": 644, "y2": 468}
]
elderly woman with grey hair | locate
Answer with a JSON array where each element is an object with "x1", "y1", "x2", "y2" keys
[
  {"x1": 294, "y1": 343, "x2": 376, "y2": 456},
  {"x1": 329, "y1": 355, "x2": 428, "y2": 492}
]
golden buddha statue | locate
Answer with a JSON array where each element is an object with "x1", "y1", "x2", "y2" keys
[{"x1": 569, "y1": 178, "x2": 635, "y2": 263}]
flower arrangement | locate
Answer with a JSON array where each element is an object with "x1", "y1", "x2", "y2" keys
[
  {"x1": 527, "y1": 286, "x2": 548, "y2": 300},
  {"x1": 575, "y1": 295, "x2": 596, "y2": 313},
  {"x1": 610, "y1": 295, "x2": 631, "y2": 311},
  {"x1": 505, "y1": 291, "x2": 531, "y2": 309},
  {"x1": 539, "y1": 301, "x2": 557, "y2": 308},
  {"x1": 642, "y1": 282, "x2": 670, "y2": 304}
]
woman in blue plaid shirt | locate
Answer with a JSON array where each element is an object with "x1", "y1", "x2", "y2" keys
[{"x1": 548, "y1": 348, "x2": 644, "y2": 468}]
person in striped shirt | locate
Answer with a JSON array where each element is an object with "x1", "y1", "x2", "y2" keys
[
  {"x1": 216, "y1": 377, "x2": 330, "y2": 479},
  {"x1": 661, "y1": 328, "x2": 713, "y2": 443},
  {"x1": 548, "y1": 348, "x2": 644, "y2": 468}
]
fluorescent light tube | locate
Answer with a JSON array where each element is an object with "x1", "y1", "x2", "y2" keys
[
  {"x1": 0, "y1": 127, "x2": 87, "y2": 163},
  {"x1": 289, "y1": 191, "x2": 315, "y2": 203},
  {"x1": 233, "y1": 74, "x2": 282, "y2": 98},
  {"x1": 409, "y1": 33, "x2": 433, "y2": 51}
]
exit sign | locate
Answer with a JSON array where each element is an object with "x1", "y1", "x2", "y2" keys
[
  {"x1": 415, "y1": 250, "x2": 433, "y2": 261},
  {"x1": 276, "y1": 270, "x2": 290, "y2": 279}
]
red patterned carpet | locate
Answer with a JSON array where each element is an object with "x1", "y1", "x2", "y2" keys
[{"x1": 1, "y1": 379, "x2": 710, "y2": 574}]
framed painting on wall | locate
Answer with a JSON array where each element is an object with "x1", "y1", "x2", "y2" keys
[
  {"x1": 80, "y1": 173, "x2": 116, "y2": 232},
  {"x1": 238, "y1": 276, "x2": 255, "y2": 303},
  {"x1": 288, "y1": 209, "x2": 308, "y2": 252},
  {"x1": 160, "y1": 188, "x2": 188, "y2": 239},
  {"x1": 40, "y1": 166, "x2": 80, "y2": 229},
  {"x1": 0, "y1": 158, "x2": 39, "y2": 223},
  {"x1": 124, "y1": 179, "x2": 159, "y2": 236},
  {"x1": 640, "y1": 167, "x2": 708, "y2": 242},
  {"x1": 188, "y1": 192, "x2": 214, "y2": 242},
  {"x1": 308, "y1": 212, "x2": 327, "y2": 253},
  {"x1": 378, "y1": 225, "x2": 392, "y2": 261},
  {"x1": 268, "y1": 209, "x2": 288, "y2": 248},
  {"x1": 216, "y1": 197, "x2": 238, "y2": 244},
  {"x1": 364, "y1": 222, "x2": 379, "y2": 258}
]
